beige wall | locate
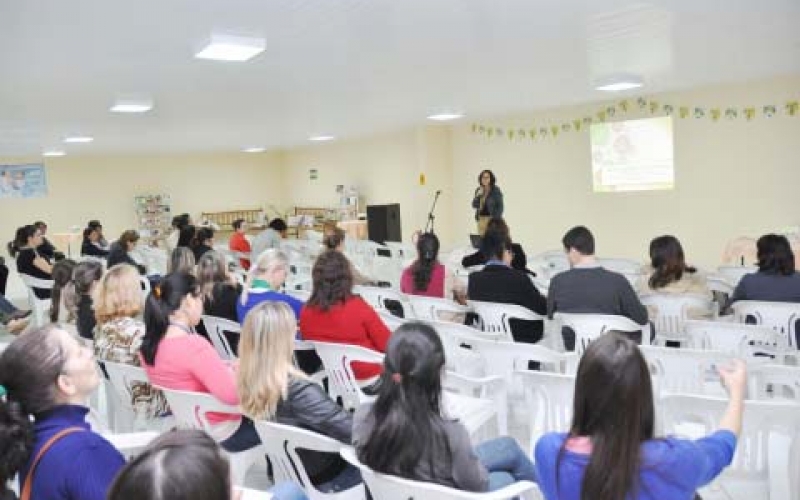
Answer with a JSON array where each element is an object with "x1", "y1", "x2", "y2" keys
[
  {"x1": 451, "y1": 75, "x2": 800, "y2": 268},
  {"x1": 0, "y1": 152, "x2": 285, "y2": 259}
]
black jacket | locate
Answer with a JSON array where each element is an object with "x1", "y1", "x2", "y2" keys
[
  {"x1": 461, "y1": 243, "x2": 535, "y2": 276},
  {"x1": 467, "y1": 263, "x2": 547, "y2": 343},
  {"x1": 275, "y1": 378, "x2": 353, "y2": 484},
  {"x1": 107, "y1": 242, "x2": 146, "y2": 274},
  {"x1": 81, "y1": 239, "x2": 109, "y2": 258}
]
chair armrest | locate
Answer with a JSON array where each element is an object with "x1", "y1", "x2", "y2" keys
[
  {"x1": 484, "y1": 480, "x2": 540, "y2": 499},
  {"x1": 444, "y1": 371, "x2": 505, "y2": 398}
]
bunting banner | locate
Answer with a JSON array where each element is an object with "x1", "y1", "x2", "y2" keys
[{"x1": 470, "y1": 96, "x2": 799, "y2": 142}]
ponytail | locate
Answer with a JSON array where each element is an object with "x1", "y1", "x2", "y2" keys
[
  {"x1": 9, "y1": 225, "x2": 37, "y2": 258},
  {"x1": 50, "y1": 259, "x2": 77, "y2": 323},
  {"x1": 0, "y1": 397, "x2": 34, "y2": 486},
  {"x1": 411, "y1": 232, "x2": 440, "y2": 292},
  {"x1": 141, "y1": 272, "x2": 198, "y2": 365}
]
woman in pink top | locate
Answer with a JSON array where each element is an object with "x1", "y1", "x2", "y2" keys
[
  {"x1": 139, "y1": 272, "x2": 260, "y2": 452},
  {"x1": 401, "y1": 232, "x2": 464, "y2": 303}
]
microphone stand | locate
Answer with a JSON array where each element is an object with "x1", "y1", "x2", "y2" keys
[{"x1": 424, "y1": 190, "x2": 442, "y2": 234}]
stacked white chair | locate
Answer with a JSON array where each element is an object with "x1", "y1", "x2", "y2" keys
[
  {"x1": 731, "y1": 300, "x2": 800, "y2": 349},
  {"x1": 100, "y1": 361, "x2": 173, "y2": 433},
  {"x1": 200, "y1": 315, "x2": 240, "y2": 360},
  {"x1": 340, "y1": 448, "x2": 542, "y2": 500},
  {"x1": 353, "y1": 285, "x2": 414, "y2": 319},
  {"x1": 749, "y1": 364, "x2": 800, "y2": 401},
  {"x1": 553, "y1": 312, "x2": 649, "y2": 354},
  {"x1": 467, "y1": 300, "x2": 545, "y2": 343},
  {"x1": 640, "y1": 345, "x2": 735, "y2": 397},
  {"x1": 686, "y1": 319, "x2": 787, "y2": 361},
  {"x1": 19, "y1": 273, "x2": 53, "y2": 327},
  {"x1": 640, "y1": 293, "x2": 715, "y2": 346},
  {"x1": 254, "y1": 421, "x2": 366, "y2": 500}
]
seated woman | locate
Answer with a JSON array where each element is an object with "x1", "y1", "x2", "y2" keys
[
  {"x1": 177, "y1": 224, "x2": 196, "y2": 248},
  {"x1": 166, "y1": 213, "x2": 190, "y2": 254},
  {"x1": 49, "y1": 259, "x2": 77, "y2": 323},
  {"x1": 63, "y1": 260, "x2": 104, "y2": 340},
  {"x1": 535, "y1": 332, "x2": 744, "y2": 500},
  {"x1": 140, "y1": 272, "x2": 260, "y2": 453},
  {"x1": 636, "y1": 235, "x2": 712, "y2": 319},
  {"x1": 401, "y1": 232, "x2": 465, "y2": 303},
  {"x1": 239, "y1": 302, "x2": 362, "y2": 493},
  {"x1": 196, "y1": 251, "x2": 243, "y2": 352},
  {"x1": 107, "y1": 230, "x2": 147, "y2": 275},
  {"x1": 191, "y1": 227, "x2": 215, "y2": 261},
  {"x1": 168, "y1": 246, "x2": 196, "y2": 274},
  {"x1": 322, "y1": 224, "x2": 375, "y2": 286},
  {"x1": 0, "y1": 325, "x2": 126, "y2": 499},
  {"x1": 108, "y1": 429, "x2": 307, "y2": 500},
  {"x1": 730, "y1": 233, "x2": 800, "y2": 304},
  {"x1": 94, "y1": 264, "x2": 168, "y2": 420},
  {"x1": 299, "y1": 250, "x2": 391, "y2": 383},
  {"x1": 10, "y1": 224, "x2": 53, "y2": 299},
  {"x1": 81, "y1": 226, "x2": 110, "y2": 258},
  {"x1": 355, "y1": 322, "x2": 537, "y2": 491}
]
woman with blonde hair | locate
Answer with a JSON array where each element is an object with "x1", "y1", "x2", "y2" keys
[
  {"x1": 238, "y1": 301, "x2": 361, "y2": 493},
  {"x1": 237, "y1": 249, "x2": 303, "y2": 323},
  {"x1": 94, "y1": 263, "x2": 168, "y2": 419}
]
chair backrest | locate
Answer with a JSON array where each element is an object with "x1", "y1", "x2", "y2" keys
[
  {"x1": 353, "y1": 285, "x2": 414, "y2": 319},
  {"x1": 731, "y1": 300, "x2": 800, "y2": 349},
  {"x1": 378, "y1": 310, "x2": 407, "y2": 331},
  {"x1": 99, "y1": 360, "x2": 151, "y2": 432},
  {"x1": 596, "y1": 257, "x2": 642, "y2": 275},
  {"x1": 310, "y1": 341, "x2": 384, "y2": 411},
  {"x1": 685, "y1": 319, "x2": 784, "y2": 358},
  {"x1": 154, "y1": 386, "x2": 240, "y2": 433},
  {"x1": 707, "y1": 274, "x2": 735, "y2": 296},
  {"x1": 340, "y1": 447, "x2": 540, "y2": 500},
  {"x1": 639, "y1": 293, "x2": 714, "y2": 341},
  {"x1": 200, "y1": 315, "x2": 240, "y2": 360},
  {"x1": 254, "y1": 420, "x2": 364, "y2": 499},
  {"x1": 139, "y1": 276, "x2": 151, "y2": 302},
  {"x1": 19, "y1": 273, "x2": 54, "y2": 327},
  {"x1": 285, "y1": 288, "x2": 311, "y2": 302},
  {"x1": 383, "y1": 241, "x2": 416, "y2": 262},
  {"x1": 467, "y1": 300, "x2": 544, "y2": 342},
  {"x1": 639, "y1": 345, "x2": 735, "y2": 396},
  {"x1": 554, "y1": 312, "x2": 646, "y2": 353},
  {"x1": 516, "y1": 370, "x2": 576, "y2": 454},
  {"x1": 407, "y1": 295, "x2": 470, "y2": 322},
  {"x1": 660, "y1": 394, "x2": 800, "y2": 499},
  {"x1": 717, "y1": 265, "x2": 758, "y2": 286},
  {"x1": 750, "y1": 364, "x2": 800, "y2": 401}
]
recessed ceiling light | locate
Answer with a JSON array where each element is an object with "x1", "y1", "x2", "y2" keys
[
  {"x1": 42, "y1": 150, "x2": 66, "y2": 157},
  {"x1": 242, "y1": 147, "x2": 266, "y2": 153},
  {"x1": 63, "y1": 136, "x2": 94, "y2": 143},
  {"x1": 309, "y1": 135, "x2": 335, "y2": 142},
  {"x1": 595, "y1": 74, "x2": 644, "y2": 92},
  {"x1": 110, "y1": 98, "x2": 154, "y2": 113},
  {"x1": 195, "y1": 34, "x2": 266, "y2": 62},
  {"x1": 427, "y1": 112, "x2": 464, "y2": 121}
]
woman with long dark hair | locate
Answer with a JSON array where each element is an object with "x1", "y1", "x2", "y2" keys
[
  {"x1": 535, "y1": 332, "x2": 745, "y2": 500},
  {"x1": 401, "y1": 232, "x2": 450, "y2": 298},
  {"x1": 730, "y1": 233, "x2": 800, "y2": 304},
  {"x1": 49, "y1": 258, "x2": 77, "y2": 323},
  {"x1": 191, "y1": 227, "x2": 215, "y2": 261},
  {"x1": 638, "y1": 235, "x2": 708, "y2": 295},
  {"x1": 355, "y1": 321, "x2": 536, "y2": 491},
  {"x1": 10, "y1": 224, "x2": 53, "y2": 299},
  {"x1": 472, "y1": 169, "x2": 504, "y2": 236},
  {"x1": 63, "y1": 260, "x2": 104, "y2": 339},
  {"x1": 140, "y1": 272, "x2": 260, "y2": 453}
]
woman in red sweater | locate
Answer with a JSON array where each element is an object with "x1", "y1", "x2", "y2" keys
[{"x1": 299, "y1": 250, "x2": 391, "y2": 382}]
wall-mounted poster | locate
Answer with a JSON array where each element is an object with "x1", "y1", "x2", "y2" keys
[{"x1": 0, "y1": 163, "x2": 48, "y2": 199}]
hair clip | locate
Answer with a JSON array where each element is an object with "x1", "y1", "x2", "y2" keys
[{"x1": 391, "y1": 373, "x2": 402, "y2": 384}]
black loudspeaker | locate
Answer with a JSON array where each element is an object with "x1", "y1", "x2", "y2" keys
[{"x1": 366, "y1": 203, "x2": 401, "y2": 245}]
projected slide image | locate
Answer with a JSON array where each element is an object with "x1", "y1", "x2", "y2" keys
[{"x1": 590, "y1": 116, "x2": 674, "y2": 192}]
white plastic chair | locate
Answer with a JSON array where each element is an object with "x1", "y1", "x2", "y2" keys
[
  {"x1": 139, "y1": 275, "x2": 151, "y2": 302},
  {"x1": 378, "y1": 310, "x2": 407, "y2": 331},
  {"x1": 286, "y1": 288, "x2": 311, "y2": 302},
  {"x1": 310, "y1": 341, "x2": 385, "y2": 411},
  {"x1": 749, "y1": 364, "x2": 800, "y2": 401},
  {"x1": 467, "y1": 300, "x2": 545, "y2": 343},
  {"x1": 340, "y1": 447, "x2": 541, "y2": 500},
  {"x1": 155, "y1": 386, "x2": 265, "y2": 486},
  {"x1": 661, "y1": 394, "x2": 800, "y2": 500},
  {"x1": 100, "y1": 360, "x2": 172, "y2": 433},
  {"x1": 640, "y1": 293, "x2": 715, "y2": 346},
  {"x1": 717, "y1": 265, "x2": 758, "y2": 287},
  {"x1": 383, "y1": 241, "x2": 416, "y2": 262},
  {"x1": 597, "y1": 257, "x2": 642, "y2": 275},
  {"x1": 254, "y1": 420, "x2": 366, "y2": 500},
  {"x1": 731, "y1": 300, "x2": 800, "y2": 349},
  {"x1": 200, "y1": 315, "x2": 240, "y2": 360},
  {"x1": 554, "y1": 312, "x2": 649, "y2": 354},
  {"x1": 353, "y1": 285, "x2": 414, "y2": 319},
  {"x1": 686, "y1": 319, "x2": 787, "y2": 361},
  {"x1": 639, "y1": 345, "x2": 735, "y2": 397},
  {"x1": 516, "y1": 370, "x2": 576, "y2": 454},
  {"x1": 407, "y1": 295, "x2": 471, "y2": 323},
  {"x1": 19, "y1": 273, "x2": 53, "y2": 327}
]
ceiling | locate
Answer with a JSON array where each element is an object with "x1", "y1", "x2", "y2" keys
[{"x1": 1, "y1": 0, "x2": 798, "y2": 156}]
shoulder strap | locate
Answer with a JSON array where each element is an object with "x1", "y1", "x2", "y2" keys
[{"x1": 20, "y1": 427, "x2": 85, "y2": 500}]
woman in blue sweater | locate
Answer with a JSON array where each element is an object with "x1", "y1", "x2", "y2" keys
[
  {"x1": 534, "y1": 332, "x2": 746, "y2": 500},
  {"x1": 0, "y1": 324, "x2": 125, "y2": 499}
]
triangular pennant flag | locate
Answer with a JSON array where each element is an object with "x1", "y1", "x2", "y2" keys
[
  {"x1": 649, "y1": 101, "x2": 659, "y2": 114},
  {"x1": 663, "y1": 104, "x2": 674, "y2": 116},
  {"x1": 573, "y1": 119, "x2": 582, "y2": 131},
  {"x1": 743, "y1": 107, "x2": 756, "y2": 121},
  {"x1": 637, "y1": 97, "x2": 648, "y2": 110},
  {"x1": 606, "y1": 106, "x2": 616, "y2": 118},
  {"x1": 583, "y1": 117, "x2": 593, "y2": 126},
  {"x1": 725, "y1": 108, "x2": 738, "y2": 119},
  {"x1": 562, "y1": 123, "x2": 571, "y2": 132},
  {"x1": 710, "y1": 109, "x2": 721, "y2": 121},
  {"x1": 471, "y1": 123, "x2": 478, "y2": 133},
  {"x1": 679, "y1": 106, "x2": 689, "y2": 119},
  {"x1": 763, "y1": 105, "x2": 776, "y2": 117},
  {"x1": 787, "y1": 101, "x2": 799, "y2": 116},
  {"x1": 517, "y1": 128, "x2": 526, "y2": 139},
  {"x1": 495, "y1": 127, "x2": 504, "y2": 136},
  {"x1": 693, "y1": 107, "x2": 705, "y2": 119},
  {"x1": 529, "y1": 129, "x2": 537, "y2": 140},
  {"x1": 597, "y1": 110, "x2": 607, "y2": 122},
  {"x1": 551, "y1": 125, "x2": 559, "y2": 137},
  {"x1": 479, "y1": 125, "x2": 486, "y2": 134},
  {"x1": 487, "y1": 127, "x2": 494, "y2": 138},
  {"x1": 619, "y1": 100, "x2": 629, "y2": 112},
  {"x1": 539, "y1": 127, "x2": 548, "y2": 138}
]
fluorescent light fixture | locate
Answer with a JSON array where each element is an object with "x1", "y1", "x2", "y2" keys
[
  {"x1": 309, "y1": 135, "x2": 335, "y2": 142},
  {"x1": 110, "y1": 98, "x2": 153, "y2": 113},
  {"x1": 42, "y1": 150, "x2": 66, "y2": 157},
  {"x1": 427, "y1": 112, "x2": 464, "y2": 121},
  {"x1": 195, "y1": 34, "x2": 266, "y2": 62},
  {"x1": 242, "y1": 147, "x2": 266, "y2": 153},
  {"x1": 595, "y1": 74, "x2": 644, "y2": 92},
  {"x1": 63, "y1": 136, "x2": 94, "y2": 143}
]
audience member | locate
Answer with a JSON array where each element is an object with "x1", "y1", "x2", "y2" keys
[
  {"x1": 228, "y1": 218, "x2": 252, "y2": 270},
  {"x1": 535, "y1": 332, "x2": 744, "y2": 500},
  {"x1": 166, "y1": 213, "x2": 190, "y2": 253},
  {"x1": 355, "y1": 322, "x2": 536, "y2": 491},
  {"x1": 33, "y1": 220, "x2": 60, "y2": 260},
  {"x1": 87, "y1": 220, "x2": 109, "y2": 249},
  {"x1": 299, "y1": 251, "x2": 390, "y2": 382},
  {"x1": 177, "y1": 224, "x2": 196, "y2": 248},
  {"x1": 81, "y1": 226, "x2": 109, "y2": 258},
  {"x1": 548, "y1": 226, "x2": 648, "y2": 349},
  {"x1": 729, "y1": 233, "x2": 800, "y2": 304},
  {"x1": 168, "y1": 247, "x2": 196, "y2": 274},
  {"x1": 0, "y1": 325, "x2": 125, "y2": 499},
  {"x1": 196, "y1": 251, "x2": 243, "y2": 352},
  {"x1": 49, "y1": 259, "x2": 77, "y2": 323},
  {"x1": 239, "y1": 302, "x2": 361, "y2": 493},
  {"x1": 467, "y1": 218, "x2": 546, "y2": 343},
  {"x1": 251, "y1": 218, "x2": 287, "y2": 260},
  {"x1": 107, "y1": 230, "x2": 147, "y2": 274},
  {"x1": 94, "y1": 264, "x2": 168, "y2": 419},
  {"x1": 63, "y1": 260, "x2": 103, "y2": 339},
  {"x1": 10, "y1": 224, "x2": 53, "y2": 299},
  {"x1": 0, "y1": 259, "x2": 8, "y2": 295},
  {"x1": 140, "y1": 272, "x2": 260, "y2": 453},
  {"x1": 192, "y1": 227, "x2": 215, "y2": 261},
  {"x1": 322, "y1": 224, "x2": 375, "y2": 286},
  {"x1": 401, "y1": 232, "x2": 464, "y2": 303}
]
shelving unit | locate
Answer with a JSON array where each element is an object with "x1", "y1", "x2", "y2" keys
[{"x1": 134, "y1": 194, "x2": 171, "y2": 247}]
